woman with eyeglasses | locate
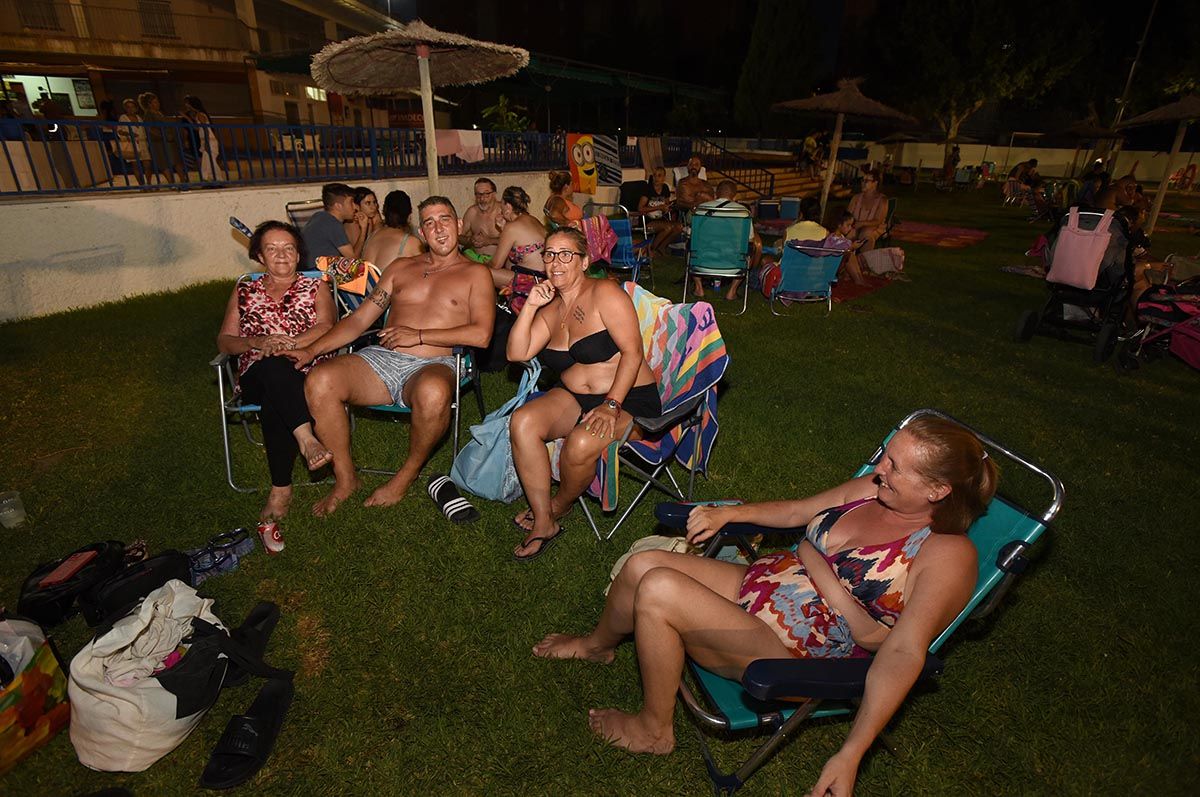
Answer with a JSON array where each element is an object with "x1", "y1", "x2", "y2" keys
[
  {"x1": 847, "y1": 169, "x2": 888, "y2": 251},
  {"x1": 506, "y1": 228, "x2": 661, "y2": 561},
  {"x1": 217, "y1": 221, "x2": 336, "y2": 520}
]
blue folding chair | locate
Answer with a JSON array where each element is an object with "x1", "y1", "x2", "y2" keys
[
  {"x1": 770, "y1": 242, "x2": 845, "y2": 314},
  {"x1": 587, "y1": 202, "x2": 652, "y2": 286},
  {"x1": 665, "y1": 408, "x2": 1063, "y2": 795},
  {"x1": 211, "y1": 270, "x2": 333, "y2": 493},
  {"x1": 685, "y1": 210, "x2": 754, "y2": 315}
]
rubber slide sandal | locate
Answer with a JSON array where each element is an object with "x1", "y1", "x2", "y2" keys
[
  {"x1": 199, "y1": 677, "x2": 294, "y2": 790},
  {"x1": 428, "y1": 473, "x2": 481, "y2": 524},
  {"x1": 222, "y1": 601, "x2": 280, "y2": 689}
]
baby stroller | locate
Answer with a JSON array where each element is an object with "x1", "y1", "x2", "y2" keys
[
  {"x1": 1014, "y1": 208, "x2": 1132, "y2": 363},
  {"x1": 1117, "y1": 277, "x2": 1200, "y2": 372}
]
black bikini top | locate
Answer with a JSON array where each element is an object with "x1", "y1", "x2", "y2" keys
[{"x1": 540, "y1": 329, "x2": 620, "y2": 373}]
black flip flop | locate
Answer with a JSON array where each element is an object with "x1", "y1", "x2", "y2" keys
[
  {"x1": 428, "y1": 474, "x2": 481, "y2": 524},
  {"x1": 222, "y1": 602, "x2": 280, "y2": 689},
  {"x1": 513, "y1": 525, "x2": 566, "y2": 563},
  {"x1": 199, "y1": 677, "x2": 294, "y2": 790}
]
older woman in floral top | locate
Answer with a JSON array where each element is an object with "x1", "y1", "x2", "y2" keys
[{"x1": 217, "y1": 221, "x2": 335, "y2": 519}]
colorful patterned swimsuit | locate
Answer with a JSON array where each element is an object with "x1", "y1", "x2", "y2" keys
[{"x1": 737, "y1": 498, "x2": 932, "y2": 659}]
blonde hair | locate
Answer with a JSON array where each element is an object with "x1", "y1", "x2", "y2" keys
[{"x1": 905, "y1": 416, "x2": 999, "y2": 535}]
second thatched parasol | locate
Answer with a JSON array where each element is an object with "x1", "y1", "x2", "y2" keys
[
  {"x1": 312, "y1": 20, "x2": 530, "y2": 195},
  {"x1": 1118, "y1": 94, "x2": 1200, "y2": 234},
  {"x1": 773, "y1": 79, "x2": 917, "y2": 215}
]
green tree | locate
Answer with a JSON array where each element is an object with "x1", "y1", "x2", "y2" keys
[
  {"x1": 733, "y1": 0, "x2": 819, "y2": 135},
  {"x1": 481, "y1": 94, "x2": 529, "y2": 132},
  {"x1": 875, "y1": 0, "x2": 1086, "y2": 159}
]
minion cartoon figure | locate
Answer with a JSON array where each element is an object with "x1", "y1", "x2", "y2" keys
[{"x1": 569, "y1": 133, "x2": 597, "y2": 194}]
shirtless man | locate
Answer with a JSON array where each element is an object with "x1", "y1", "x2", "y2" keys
[
  {"x1": 285, "y1": 197, "x2": 496, "y2": 515},
  {"x1": 460, "y1": 178, "x2": 504, "y2": 260},
  {"x1": 675, "y1": 156, "x2": 715, "y2": 212}
]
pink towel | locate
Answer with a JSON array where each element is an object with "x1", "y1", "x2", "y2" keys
[
  {"x1": 458, "y1": 129, "x2": 484, "y2": 163},
  {"x1": 434, "y1": 129, "x2": 462, "y2": 158}
]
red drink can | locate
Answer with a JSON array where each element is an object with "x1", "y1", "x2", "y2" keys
[{"x1": 256, "y1": 520, "x2": 286, "y2": 555}]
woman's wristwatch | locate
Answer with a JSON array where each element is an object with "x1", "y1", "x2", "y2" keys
[{"x1": 603, "y1": 397, "x2": 621, "y2": 413}]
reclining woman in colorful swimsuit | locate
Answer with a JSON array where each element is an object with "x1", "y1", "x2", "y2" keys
[
  {"x1": 489, "y1": 186, "x2": 548, "y2": 311},
  {"x1": 507, "y1": 228, "x2": 661, "y2": 561},
  {"x1": 533, "y1": 415, "x2": 997, "y2": 796}
]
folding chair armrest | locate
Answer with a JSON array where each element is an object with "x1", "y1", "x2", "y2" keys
[
  {"x1": 741, "y1": 652, "x2": 944, "y2": 702},
  {"x1": 634, "y1": 393, "x2": 705, "y2": 435},
  {"x1": 210, "y1": 352, "x2": 231, "y2": 368},
  {"x1": 654, "y1": 502, "x2": 807, "y2": 547}
]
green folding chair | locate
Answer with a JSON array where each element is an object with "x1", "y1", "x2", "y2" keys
[
  {"x1": 665, "y1": 408, "x2": 1064, "y2": 794},
  {"x1": 685, "y1": 209, "x2": 754, "y2": 315}
]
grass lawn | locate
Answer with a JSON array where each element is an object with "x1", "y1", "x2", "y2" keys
[{"x1": 1, "y1": 184, "x2": 1197, "y2": 795}]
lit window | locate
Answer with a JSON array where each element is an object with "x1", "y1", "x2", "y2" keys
[{"x1": 305, "y1": 86, "x2": 327, "y2": 101}]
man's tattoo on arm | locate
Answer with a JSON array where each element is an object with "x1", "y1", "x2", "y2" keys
[{"x1": 368, "y1": 286, "x2": 390, "y2": 309}]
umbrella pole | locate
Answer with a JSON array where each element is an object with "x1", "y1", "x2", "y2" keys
[
  {"x1": 820, "y1": 112, "x2": 844, "y2": 219},
  {"x1": 1146, "y1": 120, "x2": 1187, "y2": 235},
  {"x1": 418, "y1": 44, "x2": 439, "y2": 196}
]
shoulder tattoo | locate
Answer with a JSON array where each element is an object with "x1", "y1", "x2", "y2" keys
[{"x1": 368, "y1": 286, "x2": 391, "y2": 309}]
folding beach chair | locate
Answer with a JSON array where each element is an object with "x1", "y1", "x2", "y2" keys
[
  {"x1": 211, "y1": 270, "x2": 333, "y2": 493},
  {"x1": 753, "y1": 196, "x2": 800, "y2": 236},
  {"x1": 769, "y1": 242, "x2": 844, "y2": 315},
  {"x1": 560, "y1": 283, "x2": 729, "y2": 540},
  {"x1": 685, "y1": 208, "x2": 755, "y2": 314},
  {"x1": 664, "y1": 408, "x2": 1063, "y2": 795},
  {"x1": 285, "y1": 198, "x2": 324, "y2": 229},
  {"x1": 877, "y1": 197, "x2": 899, "y2": 247},
  {"x1": 587, "y1": 203, "x2": 652, "y2": 285}
]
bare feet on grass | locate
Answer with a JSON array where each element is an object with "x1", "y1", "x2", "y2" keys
[
  {"x1": 363, "y1": 467, "x2": 420, "y2": 508},
  {"x1": 532, "y1": 633, "x2": 615, "y2": 664},
  {"x1": 261, "y1": 486, "x2": 293, "y2": 520},
  {"x1": 587, "y1": 709, "x2": 675, "y2": 755},
  {"x1": 312, "y1": 477, "x2": 360, "y2": 517}
]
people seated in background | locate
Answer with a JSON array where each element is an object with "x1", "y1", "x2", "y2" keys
[
  {"x1": 847, "y1": 169, "x2": 889, "y2": 251},
  {"x1": 284, "y1": 197, "x2": 495, "y2": 515},
  {"x1": 636, "y1": 167, "x2": 684, "y2": 258},
  {"x1": 344, "y1": 187, "x2": 382, "y2": 256},
  {"x1": 693, "y1": 180, "x2": 762, "y2": 301},
  {"x1": 532, "y1": 416, "x2": 997, "y2": 797},
  {"x1": 490, "y1": 186, "x2": 548, "y2": 307},
  {"x1": 1076, "y1": 160, "x2": 1110, "y2": 207},
  {"x1": 828, "y1": 210, "x2": 869, "y2": 286},
  {"x1": 784, "y1": 196, "x2": 828, "y2": 243},
  {"x1": 675, "y1": 156, "x2": 714, "y2": 212},
  {"x1": 544, "y1": 170, "x2": 584, "y2": 230},
  {"x1": 217, "y1": 221, "x2": 336, "y2": 520},
  {"x1": 462, "y1": 178, "x2": 503, "y2": 261},
  {"x1": 364, "y1": 190, "x2": 424, "y2": 268},
  {"x1": 302, "y1": 183, "x2": 361, "y2": 267},
  {"x1": 1004, "y1": 158, "x2": 1039, "y2": 201},
  {"x1": 506, "y1": 228, "x2": 661, "y2": 561},
  {"x1": 1096, "y1": 174, "x2": 1139, "y2": 212}
]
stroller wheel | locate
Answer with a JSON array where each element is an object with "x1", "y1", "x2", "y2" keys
[
  {"x1": 1093, "y1": 322, "x2": 1118, "y2": 363},
  {"x1": 1116, "y1": 344, "x2": 1140, "y2": 372},
  {"x1": 1014, "y1": 310, "x2": 1039, "y2": 342}
]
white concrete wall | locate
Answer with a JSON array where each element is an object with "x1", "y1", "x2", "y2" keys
[
  {"x1": 866, "y1": 143, "x2": 1195, "y2": 181},
  {"x1": 0, "y1": 171, "x2": 575, "y2": 322}
]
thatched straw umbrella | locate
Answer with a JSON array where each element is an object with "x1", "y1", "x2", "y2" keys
[
  {"x1": 773, "y1": 79, "x2": 917, "y2": 215},
  {"x1": 1118, "y1": 95, "x2": 1199, "y2": 234},
  {"x1": 312, "y1": 21, "x2": 529, "y2": 195}
]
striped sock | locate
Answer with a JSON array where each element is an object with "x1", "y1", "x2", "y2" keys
[{"x1": 428, "y1": 474, "x2": 481, "y2": 524}]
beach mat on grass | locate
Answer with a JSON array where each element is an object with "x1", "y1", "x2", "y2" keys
[
  {"x1": 832, "y1": 274, "x2": 890, "y2": 303},
  {"x1": 891, "y1": 222, "x2": 988, "y2": 248}
]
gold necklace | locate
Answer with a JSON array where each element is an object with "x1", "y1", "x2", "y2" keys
[{"x1": 559, "y1": 291, "x2": 583, "y2": 330}]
